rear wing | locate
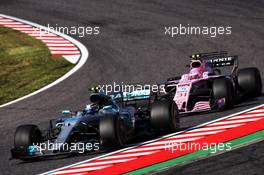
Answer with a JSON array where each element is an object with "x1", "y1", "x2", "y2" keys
[
  {"x1": 209, "y1": 56, "x2": 237, "y2": 67},
  {"x1": 122, "y1": 89, "x2": 151, "y2": 101},
  {"x1": 110, "y1": 89, "x2": 152, "y2": 108},
  {"x1": 110, "y1": 89, "x2": 151, "y2": 102},
  {"x1": 191, "y1": 51, "x2": 238, "y2": 75},
  {"x1": 190, "y1": 51, "x2": 238, "y2": 68}
]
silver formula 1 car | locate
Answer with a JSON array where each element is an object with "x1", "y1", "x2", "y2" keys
[{"x1": 11, "y1": 89, "x2": 159, "y2": 160}]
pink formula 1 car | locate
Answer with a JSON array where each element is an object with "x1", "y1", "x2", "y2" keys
[{"x1": 150, "y1": 51, "x2": 262, "y2": 132}]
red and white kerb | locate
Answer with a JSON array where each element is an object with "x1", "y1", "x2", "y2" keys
[{"x1": 0, "y1": 16, "x2": 80, "y2": 64}]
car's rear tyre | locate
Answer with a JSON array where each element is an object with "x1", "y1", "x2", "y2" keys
[
  {"x1": 150, "y1": 98, "x2": 180, "y2": 132},
  {"x1": 14, "y1": 125, "x2": 42, "y2": 149},
  {"x1": 213, "y1": 78, "x2": 234, "y2": 109},
  {"x1": 237, "y1": 67, "x2": 262, "y2": 98},
  {"x1": 99, "y1": 115, "x2": 127, "y2": 147}
]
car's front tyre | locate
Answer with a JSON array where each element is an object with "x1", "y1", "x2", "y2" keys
[
  {"x1": 213, "y1": 78, "x2": 234, "y2": 109},
  {"x1": 14, "y1": 125, "x2": 42, "y2": 149},
  {"x1": 150, "y1": 98, "x2": 180, "y2": 132}
]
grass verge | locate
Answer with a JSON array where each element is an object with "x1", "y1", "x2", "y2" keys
[{"x1": 0, "y1": 26, "x2": 74, "y2": 105}]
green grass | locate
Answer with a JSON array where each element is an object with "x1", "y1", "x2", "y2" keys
[{"x1": 0, "y1": 26, "x2": 74, "y2": 105}]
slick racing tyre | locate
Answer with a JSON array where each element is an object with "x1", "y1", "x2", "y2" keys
[
  {"x1": 150, "y1": 98, "x2": 180, "y2": 132},
  {"x1": 99, "y1": 115, "x2": 127, "y2": 147},
  {"x1": 14, "y1": 125, "x2": 42, "y2": 149},
  {"x1": 213, "y1": 78, "x2": 234, "y2": 109},
  {"x1": 237, "y1": 67, "x2": 262, "y2": 98}
]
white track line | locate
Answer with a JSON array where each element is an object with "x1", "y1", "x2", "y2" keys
[
  {"x1": 29, "y1": 32, "x2": 57, "y2": 35},
  {"x1": 74, "y1": 158, "x2": 136, "y2": 168},
  {"x1": 122, "y1": 145, "x2": 171, "y2": 153},
  {"x1": 46, "y1": 43, "x2": 75, "y2": 47},
  {"x1": 170, "y1": 130, "x2": 224, "y2": 138},
  {"x1": 0, "y1": 19, "x2": 14, "y2": 22},
  {"x1": 70, "y1": 173, "x2": 87, "y2": 175},
  {"x1": 15, "y1": 28, "x2": 39, "y2": 31},
  {"x1": 246, "y1": 109, "x2": 264, "y2": 113},
  {"x1": 145, "y1": 137, "x2": 202, "y2": 146},
  {"x1": 51, "y1": 166, "x2": 111, "y2": 174},
  {"x1": 99, "y1": 151, "x2": 159, "y2": 160},
  {"x1": 41, "y1": 104, "x2": 264, "y2": 175},
  {"x1": 49, "y1": 47, "x2": 78, "y2": 50},
  {"x1": 188, "y1": 124, "x2": 244, "y2": 132},
  {"x1": 0, "y1": 22, "x2": 22, "y2": 24},
  {"x1": 51, "y1": 51, "x2": 80, "y2": 54},
  {"x1": 123, "y1": 138, "x2": 205, "y2": 153},
  {"x1": 42, "y1": 40, "x2": 70, "y2": 43},
  {"x1": 229, "y1": 113, "x2": 264, "y2": 119},
  {"x1": 0, "y1": 14, "x2": 88, "y2": 108},
  {"x1": 208, "y1": 118, "x2": 263, "y2": 126},
  {"x1": 39, "y1": 37, "x2": 67, "y2": 39},
  {"x1": 3, "y1": 24, "x2": 32, "y2": 27}
]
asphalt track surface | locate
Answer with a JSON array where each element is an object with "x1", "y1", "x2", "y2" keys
[{"x1": 0, "y1": 0, "x2": 263, "y2": 174}]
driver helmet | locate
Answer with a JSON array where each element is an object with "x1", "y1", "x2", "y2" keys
[{"x1": 189, "y1": 60, "x2": 205, "y2": 79}]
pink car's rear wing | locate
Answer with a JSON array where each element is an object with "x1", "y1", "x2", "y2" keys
[{"x1": 191, "y1": 51, "x2": 238, "y2": 76}]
